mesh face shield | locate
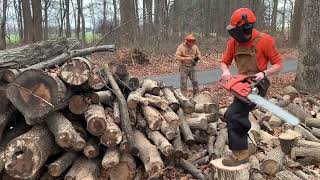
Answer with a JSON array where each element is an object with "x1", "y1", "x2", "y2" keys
[{"x1": 227, "y1": 14, "x2": 254, "y2": 43}]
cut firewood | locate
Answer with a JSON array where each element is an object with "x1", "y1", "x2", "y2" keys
[
  {"x1": 194, "y1": 91, "x2": 219, "y2": 114},
  {"x1": 102, "y1": 148, "x2": 120, "y2": 170},
  {"x1": 294, "y1": 125, "x2": 320, "y2": 142},
  {"x1": 286, "y1": 103, "x2": 311, "y2": 123},
  {"x1": 141, "y1": 79, "x2": 160, "y2": 96},
  {"x1": 100, "y1": 114, "x2": 122, "y2": 147},
  {"x1": 109, "y1": 153, "x2": 137, "y2": 180},
  {"x1": 291, "y1": 147, "x2": 320, "y2": 165},
  {"x1": 180, "y1": 159, "x2": 205, "y2": 179},
  {"x1": 120, "y1": 135, "x2": 130, "y2": 153},
  {"x1": 84, "y1": 104, "x2": 107, "y2": 136},
  {"x1": 172, "y1": 129, "x2": 189, "y2": 159},
  {"x1": 127, "y1": 88, "x2": 148, "y2": 109},
  {"x1": 48, "y1": 152, "x2": 78, "y2": 177},
  {"x1": 88, "y1": 68, "x2": 106, "y2": 90},
  {"x1": 275, "y1": 170, "x2": 302, "y2": 180},
  {"x1": 186, "y1": 114, "x2": 208, "y2": 130},
  {"x1": 160, "y1": 119, "x2": 177, "y2": 140},
  {"x1": 4, "y1": 125, "x2": 58, "y2": 179},
  {"x1": 58, "y1": 57, "x2": 92, "y2": 86},
  {"x1": 259, "y1": 120, "x2": 273, "y2": 133},
  {"x1": 268, "y1": 114, "x2": 283, "y2": 129},
  {"x1": 6, "y1": 70, "x2": 70, "y2": 123},
  {"x1": 213, "y1": 128, "x2": 228, "y2": 158},
  {"x1": 136, "y1": 111, "x2": 147, "y2": 129},
  {"x1": 294, "y1": 170, "x2": 312, "y2": 180},
  {"x1": 282, "y1": 123, "x2": 294, "y2": 131},
  {"x1": 260, "y1": 148, "x2": 285, "y2": 176},
  {"x1": 129, "y1": 109, "x2": 137, "y2": 124},
  {"x1": 173, "y1": 89, "x2": 195, "y2": 114},
  {"x1": 45, "y1": 112, "x2": 78, "y2": 148},
  {"x1": 160, "y1": 107, "x2": 180, "y2": 128},
  {"x1": 250, "y1": 172, "x2": 266, "y2": 180},
  {"x1": 72, "y1": 133, "x2": 87, "y2": 151},
  {"x1": 278, "y1": 129, "x2": 301, "y2": 155},
  {"x1": 68, "y1": 94, "x2": 88, "y2": 115},
  {"x1": 249, "y1": 115, "x2": 261, "y2": 141},
  {"x1": 208, "y1": 135, "x2": 215, "y2": 159},
  {"x1": 162, "y1": 87, "x2": 180, "y2": 111},
  {"x1": 113, "y1": 101, "x2": 121, "y2": 124},
  {"x1": 194, "y1": 155, "x2": 210, "y2": 166},
  {"x1": 133, "y1": 130, "x2": 164, "y2": 178},
  {"x1": 248, "y1": 131, "x2": 257, "y2": 155},
  {"x1": 249, "y1": 155, "x2": 260, "y2": 171},
  {"x1": 144, "y1": 93, "x2": 169, "y2": 110},
  {"x1": 93, "y1": 90, "x2": 115, "y2": 107},
  {"x1": 311, "y1": 127, "x2": 320, "y2": 138},
  {"x1": 305, "y1": 117, "x2": 320, "y2": 129},
  {"x1": 295, "y1": 139, "x2": 320, "y2": 148},
  {"x1": 260, "y1": 130, "x2": 277, "y2": 146},
  {"x1": 207, "y1": 122, "x2": 218, "y2": 136},
  {"x1": 65, "y1": 157, "x2": 99, "y2": 180},
  {"x1": 0, "y1": 149, "x2": 4, "y2": 172},
  {"x1": 177, "y1": 108, "x2": 195, "y2": 145},
  {"x1": 146, "y1": 129, "x2": 174, "y2": 156},
  {"x1": 210, "y1": 158, "x2": 250, "y2": 180},
  {"x1": 284, "y1": 86, "x2": 299, "y2": 100},
  {"x1": 142, "y1": 106, "x2": 163, "y2": 130},
  {"x1": 83, "y1": 137, "x2": 100, "y2": 159},
  {"x1": 0, "y1": 108, "x2": 14, "y2": 142},
  {"x1": 188, "y1": 150, "x2": 208, "y2": 162}
]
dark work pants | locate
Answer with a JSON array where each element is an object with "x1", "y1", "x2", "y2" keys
[{"x1": 224, "y1": 77, "x2": 270, "y2": 150}]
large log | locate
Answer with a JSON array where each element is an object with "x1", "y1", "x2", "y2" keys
[
  {"x1": 146, "y1": 129, "x2": 174, "y2": 156},
  {"x1": 48, "y1": 152, "x2": 78, "y2": 177},
  {"x1": 295, "y1": 139, "x2": 320, "y2": 148},
  {"x1": 193, "y1": 91, "x2": 219, "y2": 114},
  {"x1": 6, "y1": 70, "x2": 70, "y2": 123},
  {"x1": 84, "y1": 104, "x2": 107, "y2": 136},
  {"x1": 109, "y1": 153, "x2": 137, "y2": 180},
  {"x1": 179, "y1": 159, "x2": 205, "y2": 179},
  {"x1": 4, "y1": 125, "x2": 58, "y2": 179},
  {"x1": 294, "y1": 124, "x2": 320, "y2": 142},
  {"x1": 100, "y1": 114, "x2": 122, "y2": 147},
  {"x1": 286, "y1": 103, "x2": 311, "y2": 123},
  {"x1": 65, "y1": 157, "x2": 99, "y2": 180},
  {"x1": 260, "y1": 148, "x2": 285, "y2": 176},
  {"x1": 210, "y1": 158, "x2": 250, "y2": 180},
  {"x1": 83, "y1": 137, "x2": 100, "y2": 159},
  {"x1": 141, "y1": 79, "x2": 161, "y2": 95},
  {"x1": 141, "y1": 106, "x2": 163, "y2": 130},
  {"x1": 173, "y1": 89, "x2": 195, "y2": 114},
  {"x1": 213, "y1": 128, "x2": 228, "y2": 158},
  {"x1": 162, "y1": 87, "x2": 180, "y2": 111},
  {"x1": 58, "y1": 57, "x2": 92, "y2": 86},
  {"x1": 311, "y1": 127, "x2": 320, "y2": 138},
  {"x1": 177, "y1": 108, "x2": 195, "y2": 145},
  {"x1": 305, "y1": 117, "x2": 320, "y2": 129},
  {"x1": 102, "y1": 148, "x2": 120, "y2": 170},
  {"x1": 103, "y1": 64, "x2": 137, "y2": 154},
  {"x1": 275, "y1": 170, "x2": 302, "y2": 180},
  {"x1": 291, "y1": 147, "x2": 320, "y2": 165},
  {"x1": 133, "y1": 130, "x2": 164, "y2": 178},
  {"x1": 45, "y1": 112, "x2": 78, "y2": 148},
  {"x1": 68, "y1": 94, "x2": 88, "y2": 115}
]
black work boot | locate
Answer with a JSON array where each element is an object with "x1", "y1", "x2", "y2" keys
[{"x1": 222, "y1": 150, "x2": 249, "y2": 167}]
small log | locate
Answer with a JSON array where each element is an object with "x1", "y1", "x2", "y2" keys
[
  {"x1": 207, "y1": 122, "x2": 218, "y2": 136},
  {"x1": 48, "y1": 152, "x2": 78, "y2": 177},
  {"x1": 160, "y1": 119, "x2": 177, "y2": 140},
  {"x1": 284, "y1": 86, "x2": 299, "y2": 100},
  {"x1": 279, "y1": 129, "x2": 301, "y2": 155},
  {"x1": 188, "y1": 150, "x2": 208, "y2": 162},
  {"x1": 208, "y1": 135, "x2": 215, "y2": 159},
  {"x1": 72, "y1": 132, "x2": 87, "y2": 151},
  {"x1": 0, "y1": 149, "x2": 4, "y2": 172},
  {"x1": 160, "y1": 107, "x2": 180, "y2": 128},
  {"x1": 311, "y1": 127, "x2": 320, "y2": 138},
  {"x1": 45, "y1": 112, "x2": 78, "y2": 148},
  {"x1": 295, "y1": 139, "x2": 320, "y2": 148},
  {"x1": 134, "y1": 167, "x2": 143, "y2": 180},
  {"x1": 250, "y1": 172, "x2": 266, "y2": 180},
  {"x1": 84, "y1": 104, "x2": 107, "y2": 136},
  {"x1": 179, "y1": 159, "x2": 205, "y2": 179},
  {"x1": 129, "y1": 109, "x2": 137, "y2": 124},
  {"x1": 249, "y1": 155, "x2": 260, "y2": 171},
  {"x1": 109, "y1": 153, "x2": 137, "y2": 180},
  {"x1": 172, "y1": 129, "x2": 189, "y2": 159},
  {"x1": 4, "y1": 125, "x2": 57, "y2": 179},
  {"x1": 102, "y1": 148, "x2": 120, "y2": 170},
  {"x1": 3, "y1": 69, "x2": 20, "y2": 83},
  {"x1": 65, "y1": 157, "x2": 99, "y2": 180},
  {"x1": 133, "y1": 130, "x2": 164, "y2": 178},
  {"x1": 210, "y1": 158, "x2": 250, "y2": 180},
  {"x1": 136, "y1": 111, "x2": 147, "y2": 129},
  {"x1": 213, "y1": 128, "x2": 228, "y2": 158},
  {"x1": 6, "y1": 70, "x2": 70, "y2": 123},
  {"x1": 120, "y1": 135, "x2": 130, "y2": 153},
  {"x1": 193, "y1": 91, "x2": 219, "y2": 114},
  {"x1": 268, "y1": 115, "x2": 283, "y2": 129},
  {"x1": 260, "y1": 130, "x2": 278, "y2": 146},
  {"x1": 142, "y1": 79, "x2": 160, "y2": 95},
  {"x1": 294, "y1": 125, "x2": 320, "y2": 142},
  {"x1": 291, "y1": 147, "x2": 320, "y2": 165},
  {"x1": 93, "y1": 90, "x2": 115, "y2": 107},
  {"x1": 127, "y1": 88, "x2": 148, "y2": 109},
  {"x1": 146, "y1": 130, "x2": 174, "y2": 156},
  {"x1": 259, "y1": 120, "x2": 273, "y2": 133},
  {"x1": 248, "y1": 131, "x2": 257, "y2": 155},
  {"x1": 162, "y1": 87, "x2": 180, "y2": 111},
  {"x1": 68, "y1": 94, "x2": 88, "y2": 115},
  {"x1": 83, "y1": 137, "x2": 100, "y2": 158},
  {"x1": 113, "y1": 101, "x2": 121, "y2": 124},
  {"x1": 186, "y1": 115, "x2": 208, "y2": 130},
  {"x1": 87, "y1": 67, "x2": 106, "y2": 90},
  {"x1": 295, "y1": 170, "x2": 312, "y2": 180},
  {"x1": 177, "y1": 108, "x2": 195, "y2": 145},
  {"x1": 142, "y1": 105, "x2": 163, "y2": 130},
  {"x1": 193, "y1": 155, "x2": 210, "y2": 165},
  {"x1": 275, "y1": 170, "x2": 303, "y2": 180},
  {"x1": 173, "y1": 89, "x2": 195, "y2": 114},
  {"x1": 58, "y1": 57, "x2": 92, "y2": 86},
  {"x1": 249, "y1": 115, "x2": 261, "y2": 141},
  {"x1": 305, "y1": 117, "x2": 320, "y2": 129},
  {"x1": 286, "y1": 103, "x2": 311, "y2": 123},
  {"x1": 144, "y1": 93, "x2": 169, "y2": 110},
  {"x1": 100, "y1": 114, "x2": 122, "y2": 147},
  {"x1": 260, "y1": 148, "x2": 285, "y2": 176}
]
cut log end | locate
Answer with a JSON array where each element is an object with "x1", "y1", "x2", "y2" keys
[
  {"x1": 69, "y1": 95, "x2": 88, "y2": 115},
  {"x1": 88, "y1": 68, "x2": 106, "y2": 90},
  {"x1": 3, "y1": 69, "x2": 20, "y2": 83},
  {"x1": 210, "y1": 158, "x2": 250, "y2": 180}
]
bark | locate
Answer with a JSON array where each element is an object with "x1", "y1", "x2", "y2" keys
[
  {"x1": 109, "y1": 153, "x2": 136, "y2": 180},
  {"x1": 286, "y1": 103, "x2": 312, "y2": 123},
  {"x1": 289, "y1": 0, "x2": 304, "y2": 46},
  {"x1": 100, "y1": 114, "x2": 122, "y2": 147},
  {"x1": 311, "y1": 127, "x2": 320, "y2": 138},
  {"x1": 173, "y1": 89, "x2": 195, "y2": 114},
  {"x1": 65, "y1": 157, "x2": 99, "y2": 180},
  {"x1": 194, "y1": 91, "x2": 219, "y2": 114},
  {"x1": 177, "y1": 108, "x2": 195, "y2": 145},
  {"x1": 291, "y1": 147, "x2": 320, "y2": 165},
  {"x1": 160, "y1": 107, "x2": 180, "y2": 129},
  {"x1": 279, "y1": 129, "x2": 301, "y2": 155},
  {"x1": 83, "y1": 137, "x2": 100, "y2": 159},
  {"x1": 160, "y1": 118, "x2": 177, "y2": 140},
  {"x1": 31, "y1": 0, "x2": 42, "y2": 42},
  {"x1": 213, "y1": 128, "x2": 228, "y2": 158},
  {"x1": 72, "y1": 131, "x2": 87, "y2": 151},
  {"x1": 294, "y1": 0, "x2": 320, "y2": 94},
  {"x1": 146, "y1": 130, "x2": 174, "y2": 156},
  {"x1": 295, "y1": 139, "x2": 320, "y2": 148},
  {"x1": 22, "y1": 0, "x2": 33, "y2": 43},
  {"x1": 7, "y1": 70, "x2": 70, "y2": 122},
  {"x1": 295, "y1": 170, "x2": 312, "y2": 180},
  {"x1": 102, "y1": 148, "x2": 120, "y2": 170},
  {"x1": 136, "y1": 110, "x2": 147, "y2": 129},
  {"x1": 120, "y1": 135, "x2": 130, "y2": 153},
  {"x1": 141, "y1": 106, "x2": 163, "y2": 130},
  {"x1": 162, "y1": 87, "x2": 180, "y2": 111},
  {"x1": 271, "y1": 0, "x2": 278, "y2": 33},
  {"x1": 276, "y1": 170, "x2": 303, "y2": 180},
  {"x1": 294, "y1": 125, "x2": 320, "y2": 142},
  {"x1": 66, "y1": 0, "x2": 71, "y2": 37},
  {"x1": 45, "y1": 112, "x2": 78, "y2": 148},
  {"x1": 187, "y1": 150, "x2": 207, "y2": 162},
  {"x1": 208, "y1": 135, "x2": 215, "y2": 159},
  {"x1": 48, "y1": 152, "x2": 78, "y2": 177},
  {"x1": 0, "y1": 0, "x2": 7, "y2": 50},
  {"x1": 172, "y1": 129, "x2": 189, "y2": 159},
  {"x1": 305, "y1": 118, "x2": 320, "y2": 129},
  {"x1": 127, "y1": 88, "x2": 148, "y2": 109},
  {"x1": 84, "y1": 104, "x2": 107, "y2": 136},
  {"x1": 179, "y1": 159, "x2": 205, "y2": 179},
  {"x1": 211, "y1": 158, "x2": 251, "y2": 180},
  {"x1": 4, "y1": 125, "x2": 57, "y2": 179},
  {"x1": 260, "y1": 148, "x2": 285, "y2": 176},
  {"x1": 144, "y1": 93, "x2": 169, "y2": 110}
]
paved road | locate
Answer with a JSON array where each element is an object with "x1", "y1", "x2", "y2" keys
[{"x1": 148, "y1": 60, "x2": 298, "y2": 88}]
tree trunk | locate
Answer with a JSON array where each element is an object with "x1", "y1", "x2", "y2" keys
[
  {"x1": 43, "y1": 0, "x2": 49, "y2": 40},
  {"x1": 271, "y1": 0, "x2": 278, "y2": 33},
  {"x1": 289, "y1": 0, "x2": 304, "y2": 46},
  {"x1": 31, "y1": 0, "x2": 43, "y2": 42},
  {"x1": 48, "y1": 152, "x2": 78, "y2": 177},
  {"x1": 0, "y1": 0, "x2": 8, "y2": 50},
  {"x1": 278, "y1": 129, "x2": 300, "y2": 155},
  {"x1": 294, "y1": 0, "x2": 320, "y2": 94},
  {"x1": 281, "y1": 0, "x2": 287, "y2": 34},
  {"x1": 80, "y1": 0, "x2": 86, "y2": 43},
  {"x1": 66, "y1": 0, "x2": 71, "y2": 38},
  {"x1": 112, "y1": 0, "x2": 118, "y2": 26},
  {"x1": 76, "y1": 0, "x2": 81, "y2": 40},
  {"x1": 22, "y1": 0, "x2": 33, "y2": 43},
  {"x1": 65, "y1": 157, "x2": 99, "y2": 180}
]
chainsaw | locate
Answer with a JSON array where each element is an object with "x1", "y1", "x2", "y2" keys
[{"x1": 219, "y1": 75, "x2": 300, "y2": 126}]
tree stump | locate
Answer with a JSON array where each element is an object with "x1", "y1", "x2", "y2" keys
[
  {"x1": 48, "y1": 152, "x2": 78, "y2": 177},
  {"x1": 210, "y1": 158, "x2": 251, "y2": 180},
  {"x1": 260, "y1": 148, "x2": 285, "y2": 176}
]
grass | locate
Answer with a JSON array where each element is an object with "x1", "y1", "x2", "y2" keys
[{"x1": 6, "y1": 34, "x2": 21, "y2": 44}]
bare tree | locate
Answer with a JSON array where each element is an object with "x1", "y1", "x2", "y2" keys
[
  {"x1": 0, "y1": 0, "x2": 8, "y2": 50},
  {"x1": 13, "y1": 0, "x2": 23, "y2": 41},
  {"x1": 66, "y1": 0, "x2": 71, "y2": 38},
  {"x1": 80, "y1": 0, "x2": 86, "y2": 43},
  {"x1": 31, "y1": 0, "x2": 43, "y2": 42},
  {"x1": 294, "y1": 0, "x2": 320, "y2": 94},
  {"x1": 22, "y1": 0, "x2": 34, "y2": 43},
  {"x1": 290, "y1": 0, "x2": 304, "y2": 46},
  {"x1": 281, "y1": 0, "x2": 287, "y2": 34},
  {"x1": 76, "y1": 0, "x2": 81, "y2": 39},
  {"x1": 43, "y1": 0, "x2": 51, "y2": 40},
  {"x1": 271, "y1": 0, "x2": 278, "y2": 32},
  {"x1": 112, "y1": 0, "x2": 118, "y2": 26},
  {"x1": 119, "y1": 0, "x2": 136, "y2": 41}
]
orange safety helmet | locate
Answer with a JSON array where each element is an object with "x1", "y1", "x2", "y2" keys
[
  {"x1": 227, "y1": 8, "x2": 256, "y2": 30},
  {"x1": 185, "y1": 34, "x2": 196, "y2": 43}
]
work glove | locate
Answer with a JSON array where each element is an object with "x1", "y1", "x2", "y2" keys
[{"x1": 192, "y1": 56, "x2": 199, "y2": 66}]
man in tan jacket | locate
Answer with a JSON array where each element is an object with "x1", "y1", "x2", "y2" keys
[{"x1": 175, "y1": 34, "x2": 201, "y2": 96}]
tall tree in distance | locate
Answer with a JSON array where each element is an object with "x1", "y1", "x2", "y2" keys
[
  {"x1": 31, "y1": 0, "x2": 43, "y2": 42},
  {"x1": 0, "y1": 0, "x2": 8, "y2": 50},
  {"x1": 294, "y1": 0, "x2": 320, "y2": 94},
  {"x1": 80, "y1": 0, "x2": 86, "y2": 43},
  {"x1": 290, "y1": 0, "x2": 304, "y2": 46},
  {"x1": 43, "y1": 0, "x2": 50, "y2": 40},
  {"x1": 13, "y1": 0, "x2": 23, "y2": 41},
  {"x1": 112, "y1": 0, "x2": 118, "y2": 26},
  {"x1": 22, "y1": 0, "x2": 34, "y2": 43},
  {"x1": 271, "y1": 0, "x2": 278, "y2": 33},
  {"x1": 66, "y1": 0, "x2": 71, "y2": 38},
  {"x1": 119, "y1": 0, "x2": 136, "y2": 41},
  {"x1": 76, "y1": 0, "x2": 81, "y2": 39}
]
